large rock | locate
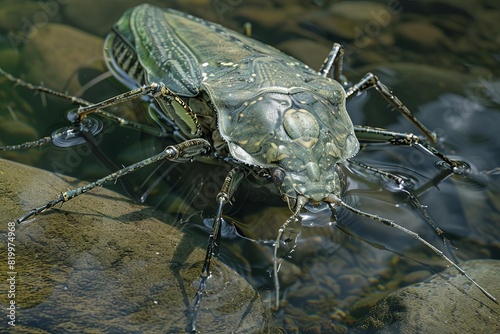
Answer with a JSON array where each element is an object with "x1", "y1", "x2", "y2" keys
[
  {"x1": 350, "y1": 259, "x2": 500, "y2": 334},
  {"x1": 0, "y1": 158, "x2": 271, "y2": 333},
  {"x1": 63, "y1": 0, "x2": 171, "y2": 37},
  {"x1": 20, "y1": 23, "x2": 104, "y2": 93}
]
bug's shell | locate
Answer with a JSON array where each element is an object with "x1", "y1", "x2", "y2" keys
[{"x1": 105, "y1": 4, "x2": 359, "y2": 203}]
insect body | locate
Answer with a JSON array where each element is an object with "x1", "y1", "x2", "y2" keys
[
  {"x1": 1, "y1": 4, "x2": 497, "y2": 332},
  {"x1": 106, "y1": 5, "x2": 359, "y2": 215}
]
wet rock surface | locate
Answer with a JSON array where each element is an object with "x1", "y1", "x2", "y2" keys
[
  {"x1": 350, "y1": 260, "x2": 500, "y2": 334},
  {"x1": 0, "y1": 158, "x2": 270, "y2": 333},
  {"x1": 20, "y1": 22, "x2": 104, "y2": 92}
]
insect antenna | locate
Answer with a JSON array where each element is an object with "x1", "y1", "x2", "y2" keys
[{"x1": 326, "y1": 194, "x2": 498, "y2": 305}]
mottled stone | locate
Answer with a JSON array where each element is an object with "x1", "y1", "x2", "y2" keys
[
  {"x1": 350, "y1": 260, "x2": 500, "y2": 334},
  {"x1": 395, "y1": 21, "x2": 449, "y2": 49},
  {"x1": 0, "y1": 0, "x2": 53, "y2": 33},
  {"x1": 0, "y1": 117, "x2": 41, "y2": 165},
  {"x1": 20, "y1": 23, "x2": 104, "y2": 93},
  {"x1": 302, "y1": 1, "x2": 399, "y2": 43},
  {"x1": 329, "y1": 2, "x2": 393, "y2": 27},
  {"x1": 346, "y1": 63, "x2": 476, "y2": 114},
  {"x1": 0, "y1": 158, "x2": 271, "y2": 333},
  {"x1": 63, "y1": 0, "x2": 169, "y2": 37}
]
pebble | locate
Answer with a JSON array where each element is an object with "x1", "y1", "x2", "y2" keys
[
  {"x1": 63, "y1": 0, "x2": 170, "y2": 37},
  {"x1": 394, "y1": 21, "x2": 448, "y2": 49}
]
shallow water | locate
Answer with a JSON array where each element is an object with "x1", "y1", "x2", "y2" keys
[{"x1": 1, "y1": 0, "x2": 499, "y2": 332}]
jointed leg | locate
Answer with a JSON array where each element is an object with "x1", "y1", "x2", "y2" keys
[
  {"x1": 318, "y1": 43, "x2": 345, "y2": 83},
  {"x1": 317, "y1": 46, "x2": 437, "y2": 144},
  {"x1": 0, "y1": 68, "x2": 171, "y2": 142},
  {"x1": 188, "y1": 167, "x2": 246, "y2": 332},
  {"x1": 347, "y1": 73, "x2": 438, "y2": 144},
  {"x1": 351, "y1": 125, "x2": 470, "y2": 248},
  {"x1": 272, "y1": 214, "x2": 301, "y2": 310},
  {"x1": 272, "y1": 195, "x2": 307, "y2": 310},
  {"x1": 353, "y1": 126, "x2": 469, "y2": 174},
  {"x1": 0, "y1": 68, "x2": 202, "y2": 151},
  {"x1": 343, "y1": 83, "x2": 499, "y2": 303},
  {"x1": 14, "y1": 138, "x2": 211, "y2": 224},
  {"x1": 346, "y1": 159, "x2": 451, "y2": 247},
  {"x1": 0, "y1": 136, "x2": 52, "y2": 151}
]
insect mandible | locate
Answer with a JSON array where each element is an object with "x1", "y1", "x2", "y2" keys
[{"x1": 0, "y1": 4, "x2": 497, "y2": 332}]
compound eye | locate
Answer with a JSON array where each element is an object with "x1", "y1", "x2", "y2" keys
[{"x1": 271, "y1": 167, "x2": 286, "y2": 186}]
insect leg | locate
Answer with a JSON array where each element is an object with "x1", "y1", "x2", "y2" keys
[
  {"x1": 326, "y1": 194, "x2": 498, "y2": 305},
  {"x1": 347, "y1": 158, "x2": 454, "y2": 199},
  {"x1": 346, "y1": 72, "x2": 438, "y2": 144},
  {"x1": 272, "y1": 214, "x2": 300, "y2": 310},
  {"x1": 353, "y1": 126, "x2": 469, "y2": 174},
  {"x1": 346, "y1": 159, "x2": 454, "y2": 253},
  {"x1": 0, "y1": 136, "x2": 53, "y2": 151},
  {"x1": 318, "y1": 43, "x2": 345, "y2": 83},
  {"x1": 153, "y1": 84, "x2": 202, "y2": 137},
  {"x1": 351, "y1": 126, "x2": 472, "y2": 256},
  {"x1": 189, "y1": 167, "x2": 246, "y2": 332},
  {"x1": 71, "y1": 83, "x2": 161, "y2": 121},
  {"x1": 0, "y1": 68, "x2": 169, "y2": 148},
  {"x1": 13, "y1": 138, "x2": 210, "y2": 224}
]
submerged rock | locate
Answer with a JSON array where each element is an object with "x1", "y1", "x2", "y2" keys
[
  {"x1": 20, "y1": 23, "x2": 104, "y2": 93},
  {"x1": 0, "y1": 158, "x2": 271, "y2": 333},
  {"x1": 350, "y1": 259, "x2": 500, "y2": 334}
]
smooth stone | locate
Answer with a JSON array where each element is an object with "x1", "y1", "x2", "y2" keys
[
  {"x1": 232, "y1": 5, "x2": 289, "y2": 31},
  {"x1": 277, "y1": 39, "x2": 332, "y2": 73},
  {"x1": 0, "y1": 0, "x2": 49, "y2": 33},
  {"x1": 64, "y1": 1, "x2": 215, "y2": 37},
  {"x1": 0, "y1": 116, "x2": 42, "y2": 165},
  {"x1": 394, "y1": 21, "x2": 449, "y2": 49},
  {"x1": 350, "y1": 259, "x2": 500, "y2": 333},
  {"x1": 300, "y1": 1, "x2": 397, "y2": 42},
  {"x1": 403, "y1": 0, "x2": 476, "y2": 18},
  {"x1": 20, "y1": 23, "x2": 104, "y2": 93},
  {"x1": 346, "y1": 62, "x2": 476, "y2": 122},
  {"x1": 329, "y1": 2, "x2": 393, "y2": 27},
  {"x1": 0, "y1": 158, "x2": 271, "y2": 333},
  {"x1": 303, "y1": 13, "x2": 361, "y2": 40}
]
